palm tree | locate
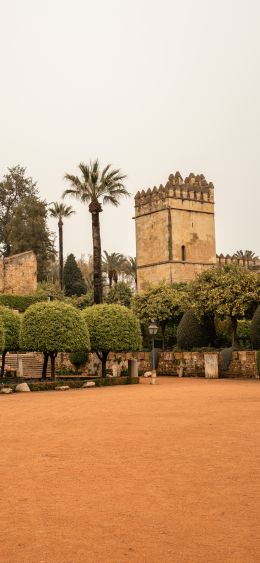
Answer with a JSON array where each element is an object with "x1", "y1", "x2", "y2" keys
[
  {"x1": 63, "y1": 160, "x2": 129, "y2": 304},
  {"x1": 234, "y1": 250, "x2": 259, "y2": 265},
  {"x1": 49, "y1": 202, "x2": 75, "y2": 289},
  {"x1": 102, "y1": 251, "x2": 126, "y2": 287},
  {"x1": 123, "y1": 256, "x2": 137, "y2": 288}
]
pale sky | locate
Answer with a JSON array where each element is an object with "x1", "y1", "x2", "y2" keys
[{"x1": 1, "y1": 0, "x2": 259, "y2": 260}]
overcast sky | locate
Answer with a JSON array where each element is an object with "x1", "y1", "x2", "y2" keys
[{"x1": 1, "y1": 0, "x2": 259, "y2": 260}]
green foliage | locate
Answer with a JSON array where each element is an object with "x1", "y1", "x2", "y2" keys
[
  {"x1": 237, "y1": 320, "x2": 251, "y2": 348},
  {"x1": 0, "y1": 293, "x2": 48, "y2": 312},
  {"x1": 250, "y1": 305, "x2": 260, "y2": 349},
  {"x1": 83, "y1": 304, "x2": 142, "y2": 353},
  {"x1": 215, "y1": 317, "x2": 232, "y2": 347},
  {"x1": 7, "y1": 195, "x2": 56, "y2": 281},
  {"x1": 106, "y1": 282, "x2": 132, "y2": 307},
  {"x1": 4, "y1": 377, "x2": 139, "y2": 392},
  {"x1": 0, "y1": 316, "x2": 5, "y2": 353},
  {"x1": 220, "y1": 348, "x2": 233, "y2": 371},
  {"x1": 0, "y1": 165, "x2": 37, "y2": 256},
  {"x1": 20, "y1": 301, "x2": 90, "y2": 353},
  {"x1": 256, "y1": 350, "x2": 260, "y2": 376},
  {"x1": 0, "y1": 306, "x2": 20, "y2": 351},
  {"x1": 66, "y1": 292, "x2": 94, "y2": 308},
  {"x1": 69, "y1": 350, "x2": 89, "y2": 371},
  {"x1": 63, "y1": 254, "x2": 87, "y2": 296},
  {"x1": 132, "y1": 282, "x2": 190, "y2": 348},
  {"x1": 190, "y1": 265, "x2": 260, "y2": 346},
  {"x1": 176, "y1": 310, "x2": 204, "y2": 350}
]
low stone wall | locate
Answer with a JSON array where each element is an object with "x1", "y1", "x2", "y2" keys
[{"x1": 57, "y1": 350, "x2": 259, "y2": 379}]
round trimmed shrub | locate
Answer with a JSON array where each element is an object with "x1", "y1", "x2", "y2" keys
[
  {"x1": 250, "y1": 305, "x2": 260, "y2": 349},
  {"x1": 20, "y1": 301, "x2": 90, "y2": 378},
  {"x1": 176, "y1": 310, "x2": 204, "y2": 350},
  {"x1": 69, "y1": 350, "x2": 89, "y2": 373},
  {"x1": 83, "y1": 304, "x2": 142, "y2": 376},
  {"x1": 0, "y1": 306, "x2": 21, "y2": 375}
]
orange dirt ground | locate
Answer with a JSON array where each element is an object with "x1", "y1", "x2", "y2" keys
[{"x1": 1, "y1": 377, "x2": 260, "y2": 563}]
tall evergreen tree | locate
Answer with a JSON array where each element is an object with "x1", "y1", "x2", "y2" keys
[
  {"x1": 7, "y1": 195, "x2": 55, "y2": 281},
  {"x1": 63, "y1": 253, "x2": 87, "y2": 296},
  {"x1": 0, "y1": 165, "x2": 37, "y2": 256}
]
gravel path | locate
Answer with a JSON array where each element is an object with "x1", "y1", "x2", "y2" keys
[{"x1": 1, "y1": 377, "x2": 260, "y2": 563}]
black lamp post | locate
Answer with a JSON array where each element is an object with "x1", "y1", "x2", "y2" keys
[{"x1": 148, "y1": 320, "x2": 158, "y2": 383}]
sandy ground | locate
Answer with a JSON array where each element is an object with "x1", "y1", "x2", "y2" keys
[{"x1": 1, "y1": 378, "x2": 260, "y2": 563}]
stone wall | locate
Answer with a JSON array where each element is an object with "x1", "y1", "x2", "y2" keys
[
  {"x1": 57, "y1": 350, "x2": 259, "y2": 379},
  {"x1": 0, "y1": 251, "x2": 37, "y2": 295}
]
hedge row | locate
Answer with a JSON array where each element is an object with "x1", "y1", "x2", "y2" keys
[
  {"x1": 3, "y1": 376, "x2": 139, "y2": 392},
  {"x1": 0, "y1": 294, "x2": 48, "y2": 312}
]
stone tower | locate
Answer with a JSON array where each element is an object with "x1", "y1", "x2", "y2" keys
[{"x1": 134, "y1": 172, "x2": 216, "y2": 290}]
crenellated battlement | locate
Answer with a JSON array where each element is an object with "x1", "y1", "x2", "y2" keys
[
  {"x1": 216, "y1": 254, "x2": 260, "y2": 270},
  {"x1": 135, "y1": 172, "x2": 214, "y2": 216}
]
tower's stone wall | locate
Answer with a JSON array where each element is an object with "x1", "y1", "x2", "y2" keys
[
  {"x1": 135, "y1": 172, "x2": 216, "y2": 290},
  {"x1": 0, "y1": 251, "x2": 37, "y2": 295}
]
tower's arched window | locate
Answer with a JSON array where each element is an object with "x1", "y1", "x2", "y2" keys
[{"x1": 181, "y1": 245, "x2": 186, "y2": 262}]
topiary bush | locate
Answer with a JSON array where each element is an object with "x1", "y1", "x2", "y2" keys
[
  {"x1": 220, "y1": 347, "x2": 233, "y2": 372},
  {"x1": 69, "y1": 350, "x2": 89, "y2": 373},
  {"x1": 83, "y1": 304, "x2": 142, "y2": 376},
  {"x1": 20, "y1": 301, "x2": 90, "y2": 379},
  {"x1": 0, "y1": 306, "x2": 21, "y2": 375},
  {"x1": 250, "y1": 305, "x2": 260, "y2": 349},
  {"x1": 0, "y1": 293, "x2": 47, "y2": 312},
  {"x1": 176, "y1": 310, "x2": 204, "y2": 350},
  {"x1": 237, "y1": 320, "x2": 251, "y2": 348}
]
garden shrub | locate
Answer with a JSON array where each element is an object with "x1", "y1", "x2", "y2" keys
[
  {"x1": 176, "y1": 310, "x2": 204, "y2": 350},
  {"x1": 250, "y1": 305, "x2": 260, "y2": 349},
  {"x1": 69, "y1": 350, "x2": 89, "y2": 372},
  {"x1": 83, "y1": 304, "x2": 142, "y2": 377},
  {"x1": 237, "y1": 320, "x2": 251, "y2": 348},
  {"x1": 0, "y1": 293, "x2": 47, "y2": 312},
  {"x1": 220, "y1": 347, "x2": 233, "y2": 371},
  {"x1": 20, "y1": 301, "x2": 90, "y2": 379},
  {"x1": 0, "y1": 306, "x2": 21, "y2": 375}
]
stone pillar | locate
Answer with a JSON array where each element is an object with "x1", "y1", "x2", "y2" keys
[
  {"x1": 128, "y1": 359, "x2": 138, "y2": 378},
  {"x1": 204, "y1": 353, "x2": 219, "y2": 379}
]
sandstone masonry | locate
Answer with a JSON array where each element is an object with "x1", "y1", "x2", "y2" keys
[
  {"x1": 134, "y1": 171, "x2": 216, "y2": 289},
  {"x1": 0, "y1": 251, "x2": 37, "y2": 295}
]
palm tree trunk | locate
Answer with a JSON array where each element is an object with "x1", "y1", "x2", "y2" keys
[
  {"x1": 90, "y1": 206, "x2": 103, "y2": 304},
  {"x1": 58, "y1": 219, "x2": 63, "y2": 290},
  {"x1": 109, "y1": 273, "x2": 113, "y2": 288}
]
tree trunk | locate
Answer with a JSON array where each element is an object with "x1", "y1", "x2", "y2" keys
[
  {"x1": 50, "y1": 352, "x2": 56, "y2": 381},
  {"x1": 42, "y1": 352, "x2": 49, "y2": 379},
  {"x1": 58, "y1": 219, "x2": 63, "y2": 290},
  {"x1": 101, "y1": 351, "x2": 109, "y2": 377},
  {"x1": 90, "y1": 203, "x2": 103, "y2": 304},
  {"x1": 109, "y1": 273, "x2": 113, "y2": 288},
  {"x1": 1, "y1": 350, "x2": 6, "y2": 377},
  {"x1": 231, "y1": 317, "x2": 239, "y2": 349},
  {"x1": 96, "y1": 351, "x2": 109, "y2": 377},
  {"x1": 161, "y1": 323, "x2": 166, "y2": 351}
]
